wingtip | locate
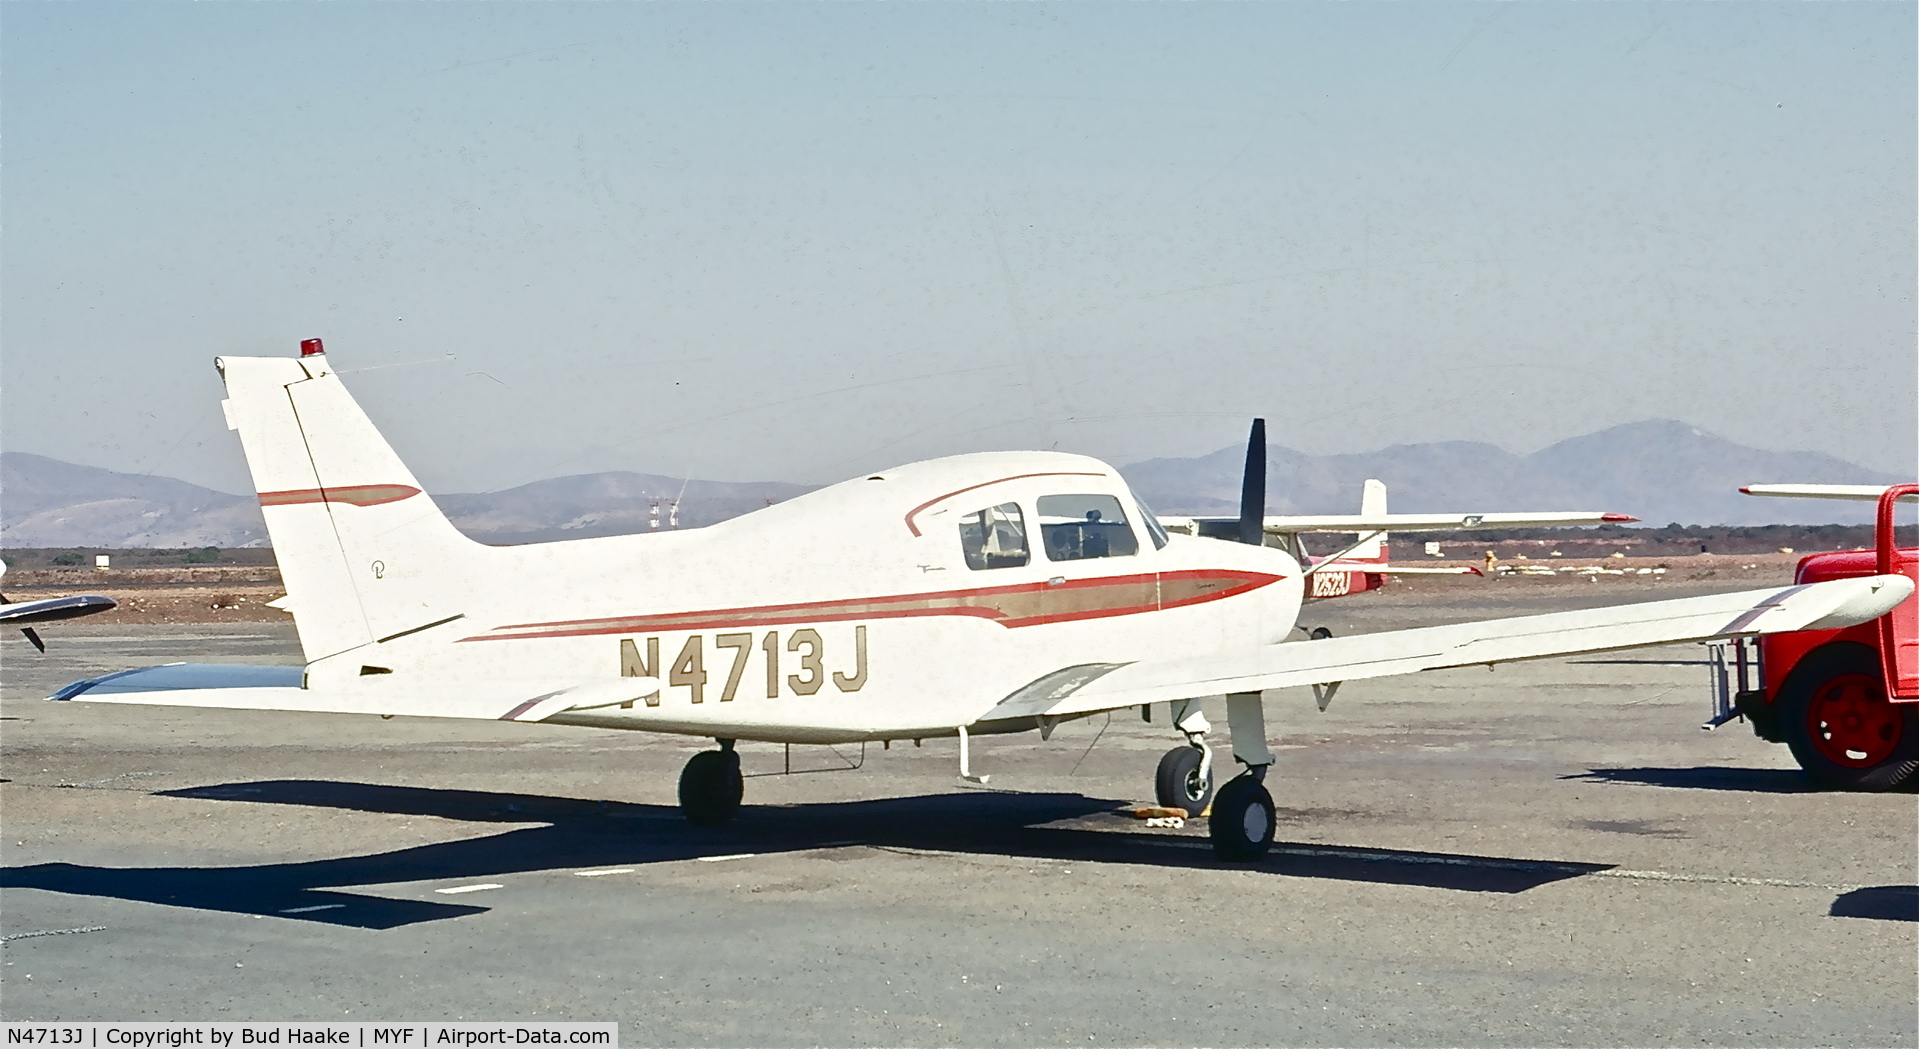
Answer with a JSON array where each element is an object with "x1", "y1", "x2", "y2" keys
[{"x1": 1601, "y1": 513, "x2": 1639, "y2": 523}]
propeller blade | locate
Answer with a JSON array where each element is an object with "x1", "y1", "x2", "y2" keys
[
  {"x1": 22, "y1": 627, "x2": 45, "y2": 653},
  {"x1": 1238, "y1": 418, "x2": 1266, "y2": 546}
]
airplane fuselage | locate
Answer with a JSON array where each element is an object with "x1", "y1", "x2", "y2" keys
[{"x1": 325, "y1": 452, "x2": 1305, "y2": 743}]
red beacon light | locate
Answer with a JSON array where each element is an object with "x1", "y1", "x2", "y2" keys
[{"x1": 300, "y1": 338, "x2": 325, "y2": 357}]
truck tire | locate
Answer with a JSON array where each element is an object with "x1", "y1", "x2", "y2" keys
[{"x1": 1778, "y1": 642, "x2": 1919, "y2": 791}]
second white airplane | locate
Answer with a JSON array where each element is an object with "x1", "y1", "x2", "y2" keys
[{"x1": 52, "y1": 342, "x2": 1915, "y2": 859}]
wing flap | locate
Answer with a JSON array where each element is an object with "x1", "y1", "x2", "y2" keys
[{"x1": 990, "y1": 574, "x2": 1914, "y2": 720}]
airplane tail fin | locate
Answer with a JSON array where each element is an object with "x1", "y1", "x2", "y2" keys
[
  {"x1": 1352, "y1": 479, "x2": 1387, "y2": 562},
  {"x1": 218, "y1": 347, "x2": 484, "y2": 665}
]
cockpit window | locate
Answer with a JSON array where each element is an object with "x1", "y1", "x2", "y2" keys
[
  {"x1": 1135, "y1": 495, "x2": 1170, "y2": 549},
  {"x1": 1037, "y1": 494, "x2": 1139, "y2": 561},
  {"x1": 959, "y1": 503, "x2": 1030, "y2": 570}
]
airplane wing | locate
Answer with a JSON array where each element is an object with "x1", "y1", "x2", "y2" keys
[
  {"x1": 1741, "y1": 484, "x2": 1915, "y2": 502},
  {"x1": 1269, "y1": 511, "x2": 1635, "y2": 533},
  {"x1": 50, "y1": 663, "x2": 663, "y2": 724},
  {"x1": 1161, "y1": 511, "x2": 1635, "y2": 535},
  {"x1": 985, "y1": 574, "x2": 1912, "y2": 721},
  {"x1": 0, "y1": 594, "x2": 118, "y2": 626},
  {"x1": 0, "y1": 558, "x2": 117, "y2": 652},
  {"x1": 1315, "y1": 563, "x2": 1480, "y2": 576}
]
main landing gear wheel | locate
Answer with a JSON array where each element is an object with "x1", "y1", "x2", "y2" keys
[
  {"x1": 679, "y1": 744, "x2": 744, "y2": 825},
  {"x1": 1208, "y1": 773, "x2": 1276, "y2": 862},
  {"x1": 1779, "y1": 643, "x2": 1919, "y2": 791},
  {"x1": 1154, "y1": 746, "x2": 1215, "y2": 817}
]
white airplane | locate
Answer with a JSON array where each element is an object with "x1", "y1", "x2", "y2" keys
[
  {"x1": 0, "y1": 560, "x2": 116, "y2": 651},
  {"x1": 48, "y1": 343, "x2": 1914, "y2": 860}
]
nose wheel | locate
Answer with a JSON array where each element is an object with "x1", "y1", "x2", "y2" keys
[
  {"x1": 1154, "y1": 745, "x2": 1215, "y2": 817},
  {"x1": 679, "y1": 741, "x2": 744, "y2": 825}
]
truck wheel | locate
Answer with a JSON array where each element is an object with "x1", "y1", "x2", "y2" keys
[
  {"x1": 1778, "y1": 642, "x2": 1919, "y2": 791},
  {"x1": 1154, "y1": 745, "x2": 1214, "y2": 817}
]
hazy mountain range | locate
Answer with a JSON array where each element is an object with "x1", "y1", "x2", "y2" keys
[{"x1": 1, "y1": 420, "x2": 1902, "y2": 548}]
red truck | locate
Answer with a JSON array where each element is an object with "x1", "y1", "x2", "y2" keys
[{"x1": 1708, "y1": 484, "x2": 1919, "y2": 789}]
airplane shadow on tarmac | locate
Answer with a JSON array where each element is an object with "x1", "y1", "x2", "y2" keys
[
  {"x1": 1563, "y1": 766, "x2": 1821, "y2": 793},
  {"x1": 0, "y1": 781, "x2": 1618, "y2": 930}
]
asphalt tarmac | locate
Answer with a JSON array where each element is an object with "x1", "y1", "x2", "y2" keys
[{"x1": 2, "y1": 577, "x2": 1915, "y2": 1046}]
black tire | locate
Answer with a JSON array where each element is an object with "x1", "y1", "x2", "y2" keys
[
  {"x1": 1777, "y1": 642, "x2": 1919, "y2": 791},
  {"x1": 678, "y1": 749, "x2": 744, "y2": 825},
  {"x1": 1207, "y1": 773, "x2": 1275, "y2": 862},
  {"x1": 1309, "y1": 626, "x2": 1333, "y2": 641},
  {"x1": 1154, "y1": 746, "x2": 1215, "y2": 817}
]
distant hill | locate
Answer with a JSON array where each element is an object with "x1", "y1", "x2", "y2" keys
[
  {"x1": 0, "y1": 451, "x2": 814, "y2": 548},
  {"x1": 0, "y1": 452, "x2": 269, "y2": 548},
  {"x1": 433, "y1": 472, "x2": 817, "y2": 544},
  {"x1": 1120, "y1": 420, "x2": 1904, "y2": 527},
  {"x1": 2, "y1": 420, "x2": 1905, "y2": 547}
]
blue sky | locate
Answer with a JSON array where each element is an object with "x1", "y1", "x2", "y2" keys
[{"x1": 4, "y1": 2, "x2": 1913, "y2": 495}]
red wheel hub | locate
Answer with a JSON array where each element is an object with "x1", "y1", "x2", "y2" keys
[{"x1": 1806, "y1": 673, "x2": 1902, "y2": 768}]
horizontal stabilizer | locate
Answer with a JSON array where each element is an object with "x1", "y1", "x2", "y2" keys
[{"x1": 988, "y1": 574, "x2": 1914, "y2": 721}]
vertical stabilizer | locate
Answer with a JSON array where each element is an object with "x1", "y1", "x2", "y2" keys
[
  {"x1": 218, "y1": 350, "x2": 480, "y2": 663},
  {"x1": 1352, "y1": 479, "x2": 1388, "y2": 561}
]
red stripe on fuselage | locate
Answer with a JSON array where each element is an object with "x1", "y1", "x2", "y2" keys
[{"x1": 457, "y1": 568, "x2": 1283, "y2": 642}]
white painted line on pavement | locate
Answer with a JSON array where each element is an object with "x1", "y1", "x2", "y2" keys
[
  {"x1": 696, "y1": 853, "x2": 757, "y2": 863},
  {"x1": 1, "y1": 926, "x2": 107, "y2": 943},
  {"x1": 279, "y1": 904, "x2": 347, "y2": 914},
  {"x1": 574, "y1": 868, "x2": 636, "y2": 877},
  {"x1": 435, "y1": 883, "x2": 504, "y2": 894}
]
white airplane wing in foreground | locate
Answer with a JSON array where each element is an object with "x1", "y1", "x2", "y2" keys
[{"x1": 987, "y1": 574, "x2": 1913, "y2": 721}]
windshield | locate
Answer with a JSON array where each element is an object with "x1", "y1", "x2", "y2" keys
[{"x1": 1134, "y1": 494, "x2": 1170, "y2": 549}]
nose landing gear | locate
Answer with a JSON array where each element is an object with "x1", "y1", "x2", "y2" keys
[
  {"x1": 1149, "y1": 693, "x2": 1280, "y2": 860},
  {"x1": 1154, "y1": 744, "x2": 1215, "y2": 817},
  {"x1": 1152, "y1": 698, "x2": 1216, "y2": 817}
]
